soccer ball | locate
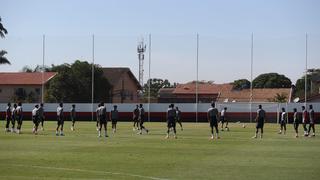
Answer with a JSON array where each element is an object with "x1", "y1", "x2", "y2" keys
[{"x1": 242, "y1": 124, "x2": 246, "y2": 128}]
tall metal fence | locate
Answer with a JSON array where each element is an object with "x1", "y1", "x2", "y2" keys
[{"x1": 1, "y1": 34, "x2": 320, "y2": 123}]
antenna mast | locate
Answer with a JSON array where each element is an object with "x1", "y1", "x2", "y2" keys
[{"x1": 137, "y1": 38, "x2": 146, "y2": 88}]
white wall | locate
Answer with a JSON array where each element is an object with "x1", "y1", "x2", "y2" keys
[{"x1": 1, "y1": 102, "x2": 319, "y2": 113}]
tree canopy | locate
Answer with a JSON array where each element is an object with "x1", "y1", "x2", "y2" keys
[
  {"x1": 0, "y1": 50, "x2": 10, "y2": 65},
  {"x1": 252, "y1": 73, "x2": 291, "y2": 88},
  {"x1": 270, "y1": 93, "x2": 288, "y2": 103},
  {"x1": 295, "y1": 68, "x2": 320, "y2": 98},
  {"x1": 0, "y1": 17, "x2": 8, "y2": 38},
  {"x1": 0, "y1": 17, "x2": 10, "y2": 65},
  {"x1": 45, "y1": 60, "x2": 112, "y2": 103},
  {"x1": 143, "y1": 78, "x2": 175, "y2": 98},
  {"x1": 232, "y1": 79, "x2": 251, "y2": 90}
]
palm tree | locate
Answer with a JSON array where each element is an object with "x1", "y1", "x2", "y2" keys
[
  {"x1": 0, "y1": 50, "x2": 10, "y2": 65},
  {"x1": 273, "y1": 93, "x2": 287, "y2": 103},
  {"x1": 0, "y1": 17, "x2": 10, "y2": 65},
  {"x1": 0, "y1": 17, "x2": 8, "y2": 38}
]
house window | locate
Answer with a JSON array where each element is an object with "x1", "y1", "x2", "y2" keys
[
  {"x1": 35, "y1": 88, "x2": 40, "y2": 95},
  {"x1": 16, "y1": 88, "x2": 24, "y2": 95},
  {"x1": 15, "y1": 88, "x2": 26, "y2": 97}
]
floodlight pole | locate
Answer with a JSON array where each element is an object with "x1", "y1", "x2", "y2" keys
[
  {"x1": 250, "y1": 33, "x2": 254, "y2": 123},
  {"x1": 304, "y1": 33, "x2": 308, "y2": 107},
  {"x1": 148, "y1": 34, "x2": 151, "y2": 122},
  {"x1": 196, "y1": 33, "x2": 199, "y2": 123},
  {"x1": 286, "y1": 102, "x2": 288, "y2": 124},
  {"x1": 41, "y1": 34, "x2": 45, "y2": 103},
  {"x1": 91, "y1": 34, "x2": 95, "y2": 122}
]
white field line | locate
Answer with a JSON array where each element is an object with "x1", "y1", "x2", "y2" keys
[
  {"x1": 0, "y1": 175, "x2": 106, "y2": 180},
  {"x1": 6, "y1": 164, "x2": 170, "y2": 180}
]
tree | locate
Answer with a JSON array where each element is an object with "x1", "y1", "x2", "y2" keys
[
  {"x1": 0, "y1": 17, "x2": 8, "y2": 38},
  {"x1": 0, "y1": 50, "x2": 10, "y2": 65},
  {"x1": 21, "y1": 65, "x2": 34, "y2": 72},
  {"x1": 45, "y1": 60, "x2": 112, "y2": 103},
  {"x1": 252, "y1": 73, "x2": 291, "y2": 88},
  {"x1": 21, "y1": 65, "x2": 52, "y2": 72},
  {"x1": 143, "y1": 78, "x2": 174, "y2": 98},
  {"x1": 232, "y1": 79, "x2": 250, "y2": 90},
  {"x1": 0, "y1": 17, "x2": 10, "y2": 65},
  {"x1": 271, "y1": 93, "x2": 288, "y2": 103},
  {"x1": 295, "y1": 69, "x2": 320, "y2": 98}
]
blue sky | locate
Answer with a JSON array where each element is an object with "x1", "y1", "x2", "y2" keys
[{"x1": 1, "y1": 0, "x2": 320, "y2": 84}]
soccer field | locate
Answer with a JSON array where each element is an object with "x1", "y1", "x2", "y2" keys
[{"x1": 0, "y1": 121, "x2": 319, "y2": 180}]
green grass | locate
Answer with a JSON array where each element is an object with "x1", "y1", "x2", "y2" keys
[{"x1": 0, "y1": 121, "x2": 319, "y2": 180}]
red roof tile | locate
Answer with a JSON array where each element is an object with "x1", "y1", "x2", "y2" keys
[
  {"x1": 0, "y1": 72, "x2": 57, "y2": 85},
  {"x1": 166, "y1": 82, "x2": 291, "y2": 102},
  {"x1": 173, "y1": 82, "x2": 231, "y2": 94},
  {"x1": 218, "y1": 88, "x2": 291, "y2": 102},
  {"x1": 102, "y1": 67, "x2": 142, "y2": 90}
]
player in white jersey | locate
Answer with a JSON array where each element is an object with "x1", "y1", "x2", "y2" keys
[
  {"x1": 98, "y1": 102, "x2": 108, "y2": 137},
  {"x1": 302, "y1": 106, "x2": 308, "y2": 136},
  {"x1": 96, "y1": 104, "x2": 101, "y2": 131},
  {"x1": 292, "y1": 108, "x2": 300, "y2": 138},
  {"x1": 278, "y1": 108, "x2": 287, "y2": 135},
  {"x1": 308, "y1": 105, "x2": 315, "y2": 137},
  {"x1": 220, "y1": 107, "x2": 229, "y2": 131},
  {"x1": 11, "y1": 104, "x2": 17, "y2": 132},
  {"x1": 175, "y1": 107, "x2": 183, "y2": 131},
  {"x1": 32, "y1": 104, "x2": 40, "y2": 134},
  {"x1": 15, "y1": 102, "x2": 23, "y2": 134},
  {"x1": 56, "y1": 103, "x2": 64, "y2": 136},
  {"x1": 137, "y1": 104, "x2": 149, "y2": 135}
]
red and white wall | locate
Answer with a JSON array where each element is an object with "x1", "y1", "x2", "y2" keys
[{"x1": 1, "y1": 103, "x2": 319, "y2": 123}]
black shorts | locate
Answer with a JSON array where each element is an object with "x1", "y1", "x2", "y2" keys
[
  {"x1": 32, "y1": 116, "x2": 39, "y2": 125},
  {"x1": 16, "y1": 116, "x2": 23, "y2": 124},
  {"x1": 220, "y1": 116, "x2": 225, "y2": 123},
  {"x1": 40, "y1": 116, "x2": 45, "y2": 122},
  {"x1": 99, "y1": 116, "x2": 107, "y2": 124},
  {"x1": 209, "y1": 117, "x2": 218, "y2": 127},
  {"x1": 133, "y1": 117, "x2": 139, "y2": 122},
  {"x1": 256, "y1": 121, "x2": 264, "y2": 129},
  {"x1": 57, "y1": 116, "x2": 64, "y2": 126},
  {"x1": 280, "y1": 120, "x2": 286, "y2": 126},
  {"x1": 5, "y1": 117, "x2": 12, "y2": 122},
  {"x1": 112, "y1": 119, "x2": 118, "y2": 124},
  {"x1": 176, "y1": 117, "x2": 181, "y2": 123},
  {"x1": 167, "y1": 117, "x2": 176, "y2": 128},
  {"x1": 140, "y1": 115, "x2": 145, "y2": 122},
  {"x1": 71, "y1": 117, "x2": 76, "y2": 123},
  {"x1": 167, "y1": 121, "x2": 176, "y2": 128}
]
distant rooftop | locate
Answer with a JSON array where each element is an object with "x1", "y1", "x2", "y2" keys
[
  {"x1": 159, "y1": 82, "x2": 292, "y2": 102},
  {"x1": 0, "y1": 72, "x2": 57, "y2": 85}
]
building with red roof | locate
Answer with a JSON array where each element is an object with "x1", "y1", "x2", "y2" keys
[
  {"x1": 158, "y1": 81, "x2": 292, "y2": 103},
  {"x1": 0, "y1": 72, "x2": 57, "y2": 102},
  {"x1": 102, "y1": 67, "x2": 142, "y2": 103}
]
